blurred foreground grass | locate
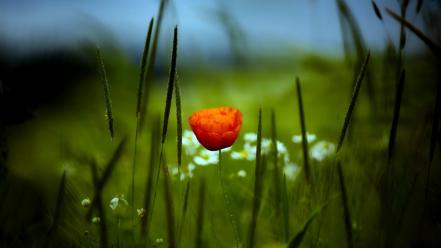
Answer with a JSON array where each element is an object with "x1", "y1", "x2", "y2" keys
[{"x1": 1, "y1": 48, "x2": 440, "y2": 247}]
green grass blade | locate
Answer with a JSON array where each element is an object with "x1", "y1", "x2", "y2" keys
[
  {"x1": 336, "y1": 51, "x2": 370, "y2": 152},
  {"x1": 295, "y1": 77, "x2": 312, "y2": 183},
  {"x1": 136, "y1": 17, "x2": 155, "y2": 117},
  {"x1": 218, "y1": 150, "x2": 242, "y2": 248},
  {"x1": 91, "y1": 161, "x2": 109, "y2": 248},
  {"x1": 162, "y1": 26, "x2": 178, "y2": 144},
  {"x1": 388, "y1": 70, "x2": 405, "y2": 162},
  {"x1": 175, "y1": 78, "x2": 182, "y2": 168},
  {"x1": 337, "y1": 162, "x2": 353, "y2": 248},
  {"x1": 270, "y1": 109, "x2": 282, "y2": 221},
  {"x1": 131, "y1": 16, "x2": 154, "y2": 225},
  {"x1": 247, "y1": 108, "x2": 264, "y2": 248},
  {"x1": 288, "y1": 207, "x2": 322, "y2": 248},
  {"x1": 86, "y1": 137, "x2": 127, "y2": 220},
  {"x1": 139, "y1": 0, "x2": 167, "y2": 127},
  {"x1": 46, "y1": 170, "x2": 66, "y2": 239},
  {"x1": 96, "y1": 47, "x2": 114, "y2": 140},
  {"x1": 282, "y1": 174, "x2": 290, "y2": 243},
  {"x1": 195, "y1": 179, "x2": 206, "y2": 248},
  {"x1": 371, "y1": 1, "x2": 383, "y2": 21},
  {"x1": 141, "y1": 117, "x2": 160, "y2": 238},
  {"x1": 178, "y1": 181, "x2": 191, "y2": 242},
  {"x1": 385, "y1": 8, "x2": 441, "y2": 58},
  {"x1": 162, "y1": 156, "x2": 176, "y2": 248}
]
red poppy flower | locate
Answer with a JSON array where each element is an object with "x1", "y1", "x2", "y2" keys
[{"x1": 188, "y1": 107, "x2": 242, "y2": 151}]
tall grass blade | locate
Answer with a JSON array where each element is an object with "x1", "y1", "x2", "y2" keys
[
  {"x1": 295, "y1": 77, "x2": 312, "y2": 183},
  {"x1": 162, "y1": 156, "x2": 176, "y2": 248},
  {"x1": 218, "y1": 150, "x2": 242, "y2": 248},
  {"x1": 86, "y1": 137, "x2": 128, "y2": 220},
  {"x1": 46, "y1": 170, "x2": 66, "y2": 240},
  {"x1": 195, "y1": 180, "x2": 206, "y2": 248},
  {"x1": 388, "y1": 70, "x2": 405, "y2": 162},
  {"x1": 141, "y1": 117, "x2": 160, "y2": 238},
  {"x1": 371, "y1": 1, "x2": 383, "y2": 21},
  {"x1": 136, "y1": 17, "x2": 155, "y2": 117},
  {"x1": 336, "y1": 51, "x2": 370, "y2": 152},
  {"x1": 91, "y1": 161, "x2": 109, "y2": 248},
  {"x1": 337, "y1": 162, "x2": 353, "y2": 248},
  {"x1": 162, "y1": 26, "x2": 178, "y2": 144},
  {"x1": 178, "y1": 181, "x2": 191, "y2": 242},
  {"x1": 282, "y1": 174, "x2": 290, "y2": 243},
  {"x1": 270, "y1": 109, "x2": 282, "y2": 222},
  {"x1": 416, "y1": 0, "x2": 423, "y2": 14},
  {"x1": 96, "y1": 47, "x2": 114, "y2": 140},
  {"x1": 175, "y1": 79, "x2": 182, "y2": 168},
  {"x1": 132, "y1": 17, "x2": 154, "y2": 224},
  {"x1": 385, "y1": 8, "x2": 441, "y2": 58},
  {"x1": 139, "y1": 0, "x2": 167, "y2": 127},
  {"x1": 288, "y1": 206, "x2": 323, "y2": 248},
  {"x1": 247, "y1": 108, "x2": 264, "y2": 248}
]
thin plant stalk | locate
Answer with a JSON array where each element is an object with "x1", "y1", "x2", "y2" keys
[
  {"x1": 195, "y1": 179, "x2": 206, "y2": 248},
  {"x1": 162, "y1": 156, "x2": 177, "y2": 248},
  {"x1": 295, "y1": 77, "x2": 312, "y2": 184},
  {"x1": 96, "y1": 47, "x2": 114, "y2": 140},
  {"x1": 218, "y1": 149, "x2": 242, "y2": 248},
  {"x1": 336, "y1": 51, "x2": 371, "y2": 152},
  {"x1": 131, "y1": 17, "x2": 154, "y2": 225},
  {"x1": 337, "y1": 162, "x2": 353, "y2": 248},
  {"x1": 248, "y1": 107, "x2": 264, "y2": 248}
]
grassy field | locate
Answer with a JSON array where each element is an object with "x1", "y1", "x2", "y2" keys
[{"x1": 1, "y1": 1, "x2": 441, "y2": 248}]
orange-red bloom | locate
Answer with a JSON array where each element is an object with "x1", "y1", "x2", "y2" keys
[{"x1": 188, "y1": 107, "x2": 242, "y2": 151}]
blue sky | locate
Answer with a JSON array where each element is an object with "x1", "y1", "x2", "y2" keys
[{"x1": 0, "y1": 0, "x2": 428, "y2": 60}]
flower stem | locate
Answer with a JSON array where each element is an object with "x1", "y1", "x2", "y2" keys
[{"x1": 218, "y1": 150, "x2": 242, "y2": 248}]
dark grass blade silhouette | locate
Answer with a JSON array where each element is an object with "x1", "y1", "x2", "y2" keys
[
  {"x1": 131, "y1": 16, "x2": 154, "y2": 224},
  {"x1": 45, "y1": 171, "x2": 66, "y2": 243},
  {"x1": 247, "y1": 108, "x2": 265, "y2": 248},
  {"x1": 295, "y1": 77, "x2": 312, "y2": 184},
  {"x1": 337, "y1": 162, "x2": 353, "y2": 248},
  {"x1": 162, "y1": 156, "x2": 177, "y2": 248},
  {"x1": 385, "y1": 8, "x2": 441, "y2": 58},
  {"x1": 195, "y1": 180, "x2": 206, "y2": 248},
  {"x1": 86, "y1": 137, "x2": 127, "y2": 221},
  {"x1": 371, "y1": 1, "x2": 383, "y2": 21},
  {"x1": 336, "y1": 51, "x2": 371, "y2": 152},
  {"x1": 140, "y1": 116, "x2": 160, "y2": 239},
  {"x1": 388, "y1": 70, "x2": 405, "y2": 162},
  {"x1": 96, "y1": 47, "x2": 114, "y2": 140}
]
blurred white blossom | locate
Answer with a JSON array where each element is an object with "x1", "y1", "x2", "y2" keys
[
  {"x1": 182, "y1": 130, "x2": 200, "y2": 156},
  {"x1": 92, "y1": 216, "x2": 101, "y2": 224},
  {"x1": 194, "y1": 150, "x2": 218, "y2": 166},
  {"x1": 237, "y1": 170, "x2": 247, "y2": 178},
  {"x1": 292, "y1": 133, "x2": 317, "y2": 144},
  {"x1": 109, "y1": 195, "x2": 128, "y2": 210},
  {"x1": 283, "y1": 163, "x2": 300, "y2": 180},
  {"x1": 310, "y1": 141, "x2": 335, "y2": 161},
  {"x1": 137, "y1": 208, "x2": 145, "y2": 218},
  {"x1": 81, "y1": 198, "x2": 91, "y2": 208}
]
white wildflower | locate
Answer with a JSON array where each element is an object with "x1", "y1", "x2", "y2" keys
[
  {"x1": 237, "y1": 170, "x2": 247, "y2": 178},
  {"x1": 155, "y1": 238, "x2": 164, "y2": 244},
  {"x1": 310, "y1": 141, "x2": 335, "y2": 161},
  {"x1": 81, "y1": 198, "x2": 91, "y2": 208},
  {"x1": 137, "y1": 208, "x2": 145, "y2": 218},
  {"x1": 283, "y1": 163, "x2": 300, "y2": 180},
  {"x1": 292, "y1": 133, "x2": 317, "y2": 144},
  {"x1": 194, "y1": 150, "x2": 218, "y2": 166},
  {"x1": 244, "y1": 133, "x2": 257, "y2": 143},
  {"x1": 109, "y1": 195, "x2": 128, "y2": 210},
  {"x1": 182, "y1": 130, "x2": 200, "y2": 156},
  {"x1": 91, "y1": 216, "x2": 101, "y2": 224}
]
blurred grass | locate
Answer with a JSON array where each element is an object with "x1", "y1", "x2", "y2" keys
[{"x1": 2, "y1": 47, "x2": 440, "y2": 247}]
